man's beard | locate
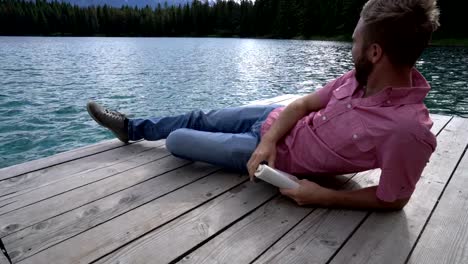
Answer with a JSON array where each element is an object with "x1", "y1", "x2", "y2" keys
[{"x1": 354, "y1": 55, "x2": 373, "y2": 87}]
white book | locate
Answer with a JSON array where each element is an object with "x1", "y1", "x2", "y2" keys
[{"x1": 254, "y1": 164, "x2": 300, "y2": 189}]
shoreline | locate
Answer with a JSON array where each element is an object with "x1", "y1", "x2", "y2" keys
[{"x1": 1, "y1": 34, "x2": 467, "y2": 47}]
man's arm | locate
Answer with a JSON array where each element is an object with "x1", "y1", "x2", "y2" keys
[
  {"x1": 262, "y1": 93, "x2": 324, "y2": 143},
  {"x1": 265, "y1": 70, "x2": 355, "y2": 144},
  {"x1": 246, "y1": 93, "x2": 324, "y2": 176},
  {"x1": 247, "y1": 71, "x2": 353, "y2": 176},
  {"x1": 280, "y1": 180, "x2": 410, "y2": 211},
  {"x1": 326, "y1": 186, "x2": 410, "y2": 210}
]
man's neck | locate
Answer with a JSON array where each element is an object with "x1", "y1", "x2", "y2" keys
[{"x1": 364, "y1": 66, "x2": 413, "y2": 98}]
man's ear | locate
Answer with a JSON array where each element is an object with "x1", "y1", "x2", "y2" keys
[{"x1": 368, "y1": 43, "x2": 383, "y2": 64}]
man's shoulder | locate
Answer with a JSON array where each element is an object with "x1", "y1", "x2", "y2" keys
[
  {"x1": 325, "y1": 70, "x2": 356, "y2": 89},
  {"x1": 374, "y1": 106, "x2": 436, "y2": 150},
  {"x1": 322, "y1": 70, "x2": 357, "y2": 96},
  {"x1": 337, "y1": 70, "x2": 356, "y2": 83}
]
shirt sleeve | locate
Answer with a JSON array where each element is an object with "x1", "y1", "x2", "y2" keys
[
  {"x1": 375, "y1": 129, "x2": 436, "y2": 202},
  {"x1": 314, "y1": 70, "x2": 354, "y2": 107}
]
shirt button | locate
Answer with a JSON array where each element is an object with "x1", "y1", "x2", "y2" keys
[
  {"x1": 387, "y1": 100, "x2": 391, "y2": 104},
  {"x1": 347, "y1": 104, "x2": 352, "y2": 109},
  {"x1": 353, "y1": 134, "x2": 358, "y2": 139},
  {"x1": 322, "y1": 116, "x2": 327, "y2": 121}
]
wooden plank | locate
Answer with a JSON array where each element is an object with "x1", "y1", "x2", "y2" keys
[
  {"x1": 429, "y1": 114, "x2": 452, "y2": 134},
  {"x1": 253, "y1": 170, "x2": 383, "y2": 264},
  {"x1": 94, "y1": 181, "x2": 280, "y2": 264},
  {"x1": 0, "y1": 238, "x2": 11, "y2": 264},
  {"x1": 407, "y1": 149, "x2": 468, "y2": 263},
  {"x1": 0, "y1": 140, "x2": 165, "y2": 197},
  {"x1": 0, "y1": 252, "x2": 9, "y2": 264},
  {"x1": 0, "y1": 139, "x2": 134, "y2": 180},
  {"x1": 0, "y1": 151, "x2": 181, "y2": 238},
  {"x1": 0, "y1": 143, "x2": 169, "y2": 215},
  {"x1": 326, "y1": 117, "x2": 468, "y2": 264},
  {"x1": 181, "y1": 172, "x2": 372, "y2": 264},
  {"x1": 254, "y1": 207, "x2": 365, "y2": 263},
  {"x1": 96, "y1": 173, "x2": 354, "y2": 264},
  {"x1": 18, "y1": 170, "x2": 248, "y2": 264},
  {"x1": 4, "y1": 162, "x2": 219, "y2": 263},
  {"x1": 252, "y1": 113, "x2": 452, "y2": 263}
]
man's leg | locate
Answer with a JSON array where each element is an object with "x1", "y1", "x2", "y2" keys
[
  {"x1": 87, "y1": 100, "x2": 278, "y2": 143},
  {"x1": 128, "y1": 105, "x2": 278, "y2": 141},
  {"x1": 165, "y1": 128, "x2": 259, "y2": 172}
]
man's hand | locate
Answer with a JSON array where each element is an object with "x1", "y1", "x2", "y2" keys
[
  {"x1": 247, "y1": 138, "x2": 277, "y2": 181},
  {"x1": 280, "y1": 179, "x2": 333, "y2": 206}
]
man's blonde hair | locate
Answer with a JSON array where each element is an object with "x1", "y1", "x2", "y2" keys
[{"x1": 360, "y1": 0, "x2": 440, "y2": 66}]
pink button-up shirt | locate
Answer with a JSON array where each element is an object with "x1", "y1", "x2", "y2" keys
[{"x1": 261, "y1": 69, "x2": 437, "y2": 202}]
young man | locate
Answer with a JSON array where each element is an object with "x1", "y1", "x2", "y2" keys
[{"x1": 87, "y1": 0, "x2": 440, "y2": 211}]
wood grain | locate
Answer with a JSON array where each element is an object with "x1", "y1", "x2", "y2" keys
[
  {"x1": 0, "y1": 139, "x2": 133, "y2": 181},
  {"x1": 18, "y1": 170, "x2": 247, "y2": 264},
  {"x1": 0, "y1": 143, "x2": 169, "y2": 215},
  {"x1": 178, "y1": 173, "x2": 360, "y2": 264},
  {"x1": 95, "y1": 181, "x2": 279, "y2": 264},
  {"x1": 0, "y1": 152, "x2": 186, "y2": 238},
  {"x1": 430, "y1": 114, "x2": 452, "y2": 134},
  {"x1": 0, "y1": 140, "x2": 164, "y2": 197},
  {"x1": 0, "y1": 252, "x2": 9, "y2": 264},
  {"x1": 5, "y1": 162, "x2": 218, "y2": 263},
  {"x1": 407, "y1": 148, "x2": 468, "y2": 264}
]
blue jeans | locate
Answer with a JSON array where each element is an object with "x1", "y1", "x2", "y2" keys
[{"x1": 128, "y1": 105, "x2": 280, "y2": 172}]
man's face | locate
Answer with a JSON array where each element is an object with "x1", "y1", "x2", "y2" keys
[{"x1": 352, "y1": 19, "x2": 373, "y2": 87}]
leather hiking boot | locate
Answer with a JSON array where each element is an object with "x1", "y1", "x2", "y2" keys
[{"x1": 87, "y1": 101, "x2": 129, "y2": 143}]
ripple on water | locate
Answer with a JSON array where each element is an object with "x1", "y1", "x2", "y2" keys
[
  {"x1": 108, "y1": 95, "x2": 135, "y2": 100},
  {"x1": 0, "y1": 99, "x2": 31, "y2": 108},
  {"x1": 2, "y1": 137, "x2": 36, "y2": 153},
  {"x1": 1, "y1": 109, "x2": 23, "y2": 117},
  {"x1": 53, "y1": 105, "x2": 82, "y2": 115}
]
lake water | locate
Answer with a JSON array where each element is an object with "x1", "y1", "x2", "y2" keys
[{"x1": 0, "y1": 37, "x2": 467, "y2": 169}]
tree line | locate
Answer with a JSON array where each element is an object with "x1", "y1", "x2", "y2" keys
[{"x1": 0, "y1": 0, "x2": 465, "y2": 39}]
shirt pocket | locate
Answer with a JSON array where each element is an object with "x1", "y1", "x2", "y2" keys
[
  {"x1": 315, "y1": 111, "x2": 374, "y2": 155},
  {"x1": 315, "y1": 111, "x2": 352, "y2": 151},
  {"x1": 351, "y1": 122, "x2": 374, "y2": 153}
]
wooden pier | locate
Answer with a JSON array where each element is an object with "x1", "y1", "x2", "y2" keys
[{"x1": 0, "y1": 94, "x2": 467, "y2": 264}]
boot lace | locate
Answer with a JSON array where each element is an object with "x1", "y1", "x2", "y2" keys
[{"x1": 104, "y1": 109, "x2": 126, "y2": 121}]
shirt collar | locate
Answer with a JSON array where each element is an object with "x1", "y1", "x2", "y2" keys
[{"x1": 355, "y1": 68, "x2": 431, "y2": 107}]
